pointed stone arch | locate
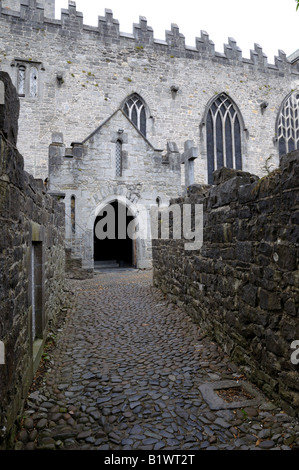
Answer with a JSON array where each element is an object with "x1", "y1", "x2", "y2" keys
[
  {"x1": 88, "y1": 194, "x2": 151, "y2": 269},
  {"x1": 202, "y1": 93, "x2": 246, "y2": 184},
  {"x1": 276, "y1": 90, "x2": 299, "y2": 156},
  {"x1": 122, "y1": 92, "x2": 147, "y2": 137}
]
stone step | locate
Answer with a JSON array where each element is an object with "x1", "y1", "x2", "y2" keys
[{"x1": 94, "y1": 260, "x2": 120, "y2": 269}]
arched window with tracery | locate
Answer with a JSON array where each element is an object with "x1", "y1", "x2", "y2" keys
[
  {"x1": 206, "y1": 93, "x2": 242, "y2": 184},
  {"x1": 123, "y1": 94, "x2": 146, "y2": 137},
  {"x1": 277, "y1": 91, "x2": 299, "y2": 156}
]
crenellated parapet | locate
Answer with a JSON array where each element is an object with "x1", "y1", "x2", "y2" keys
[
  {"x1": 224, "y1": 37, "x2": 242, "y2": 62},
  {"x1": 250, "y1": 43, "x2": 268, "y2": 69},
  {"x1": 61, "y1": 0, "x2": 83, "y2": 31},
  {"x1": 133, "y1": 16, "x2": 154, "y2": 46},
  {"x1": 165, "y1": 24, "x2": 186, "y2": 52},
  {"x1": 20, "y1": 0, "x2": 45, "y2": 22},
  {"x1": 195, "y1": 31, "x2": 215, "y2": 58},
  {"x1": 274, "y1": 49, "x2": 291, "y2": 72},
  {"x1": 98, "y1": 9, "x2": 119, "y2": 42},
  {"x1": 0, "y1": 0, "x2": 297, "y2": 75}
]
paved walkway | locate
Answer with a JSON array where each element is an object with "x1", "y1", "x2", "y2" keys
[{"x1": 15, "y1": 270, "x2": 299, "y2": 450}]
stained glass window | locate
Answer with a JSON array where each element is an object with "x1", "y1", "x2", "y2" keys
[
  {"x1": 123, "y1": 94, "x2": 146, "y2": 137},
  {"x1": 206, "y1": 93, "x2": 242, "y2": 184},
  {"x1": 277, "y1": 92, "x2": 299, "y2": 156}
]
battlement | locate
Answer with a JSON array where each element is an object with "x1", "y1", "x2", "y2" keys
[
  {"x1": 0, "y1": 0, "x2": 297, "y2": 74},
  {"x1": 2, "y1": 0, "x2": 55, "y2": 18}
]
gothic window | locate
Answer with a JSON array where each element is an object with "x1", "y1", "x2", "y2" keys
[
  {"x1": 206, "y1": 93, "x2": 242, "y2": 184},
  {"x1": 277, "y1": 92, "x2": 299, "y2": 156},
  {"x1": 17, "y1": 65, "x2": 26, "y2": 96},
  {"x1": 30, "y1": 66, "x2": 38, "y2": 98},
  {"x1": 116, "y1": 140, "x2": 122, "y2": 177},
  {"x1": 123, "y1": 94, "x2": 146, "y2": 137}
]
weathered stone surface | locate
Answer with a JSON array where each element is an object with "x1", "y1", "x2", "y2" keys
[
  {"x1": 0, "y1": 1, "x2": 297, "y2": 183},
  {"x1": 12, "y1": 271, "x2": 299, "y2": 451},
  {"x1": 0, "y1": 74, "x2": 66, "y2": 449},
  {"x1": 0, "y1": 71, "x2": 19, "y2": 146},
  {"x1": 153, "y1": 151, "x2": 299, "y2": 415}
]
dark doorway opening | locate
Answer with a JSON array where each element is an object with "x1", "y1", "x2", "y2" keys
[{"x1": 94, "y1": 200, "x2": 135, "y2": 268}]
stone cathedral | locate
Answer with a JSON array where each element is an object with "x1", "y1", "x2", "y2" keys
[{"x1": 1, "y1": 0, "x2": 299, "y2": 271}]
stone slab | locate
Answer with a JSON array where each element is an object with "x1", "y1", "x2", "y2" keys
[{"x1": 199, "y1": 380, "x2": 265, "y2": 410}]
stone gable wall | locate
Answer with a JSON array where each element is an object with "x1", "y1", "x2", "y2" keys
[
  {"x1": 0, "y1": 1, "x2": 298, "y2": 180},
  {"x1": 152, "y1": 152, "x2": 299, "y2": 416},
  {"x1": 48, "y1": 110, "x2": 182, "y2": 270},
  {"x1": 0, "y1": 71, "x2": 66, "y2": 448}
]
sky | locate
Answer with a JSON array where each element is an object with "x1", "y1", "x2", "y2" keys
[{"x1": 55, "y1": 0, "x2": 298, "y2": 63}]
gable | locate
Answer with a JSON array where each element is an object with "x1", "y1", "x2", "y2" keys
[{"x1": 82, "y1": 108, "x2": 162, "y2": 153}]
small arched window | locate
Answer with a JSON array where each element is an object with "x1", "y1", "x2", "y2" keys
[
  {"x1": 123, "y1": 94, "x2": 146, "y2": 137},
  {"x1": 116, "y1": 140, "x2": 122, "y2": 177},
  {"x1": 18, "y1": 65, "x2": 26, "y2": 96},
  {"x1": 206, "y1": 93, "x2": 243, "y2": 184},
  {"x1": 14, "y1": 61, "x2": 41, "y2": 98},
  {"x1": 277, "y1": 91, "x2": 299, "y2": 156},
  {"x1": 30, "y1": 67, "x2": 38, "y2": 98}
]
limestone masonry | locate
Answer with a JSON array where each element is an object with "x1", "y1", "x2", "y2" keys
[
  {"x1": 0, "y1": 0, "x2": 298, "y2": 181},
  {"x1": 0, "y1": 0, "x2": 298, "y2": 444},
  {"x1": 1, "y1": 0, "x2": 299, "y2": 270}
]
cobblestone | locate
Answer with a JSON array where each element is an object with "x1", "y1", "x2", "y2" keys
[{"x1": 14, "y1": 270, "x2": 299, "y2": 450}]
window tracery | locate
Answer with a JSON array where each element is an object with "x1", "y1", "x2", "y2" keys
[
  {"x1": 277, "y1": 92, "x2": 299, "y2": 156},
  {"x1": 123, "y1": 94, "x2": 146, "y2": 137},
  {"x1": 206, "y1": 93, "x2": 242, "y2": 184}
]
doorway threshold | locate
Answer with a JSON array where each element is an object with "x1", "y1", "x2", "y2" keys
[{"x1": 94, "y1": 260, "x2": 136, "y2": 273}]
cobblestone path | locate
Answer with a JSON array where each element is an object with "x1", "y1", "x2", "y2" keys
[{"x1": 15, "y1": 270, "x2": 299, "y2": 450}]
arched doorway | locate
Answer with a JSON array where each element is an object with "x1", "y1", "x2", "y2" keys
[{"x1": 93, "y1": 200, "x2": 136, "y2": 268}]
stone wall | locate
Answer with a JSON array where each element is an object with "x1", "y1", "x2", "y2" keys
[
  {"x1": 48, "y1": 110, "x2": 182, "y2": 270},
  {"x1": 152, "y1": 152, "x2": 299, "y2": 415},
  {"x1": 0, "y1": 71, "x2": 66, "y2": 448},
  {"x1": 0, "y1": 1, "x2": 298, "y2": 180}
]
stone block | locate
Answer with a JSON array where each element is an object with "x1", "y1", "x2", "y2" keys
[
  {"x1": 273, "y1": 244, "x2": 297, "y2": 271},
  {"x1": 259, "y1": 289, "x2": 282, "y2": 311},
  {"x1": 213, "y1": 167, "x2": 255, "y2": 185},
  {"x1": 242, "y1": 284, "x2": 257, "y2": 307}
]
